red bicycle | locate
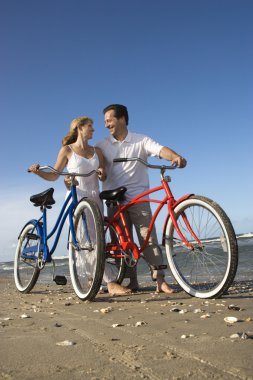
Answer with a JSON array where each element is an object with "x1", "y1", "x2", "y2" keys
[{"x1": 100, "y1": 157, "x2": 238, "y2": 299}]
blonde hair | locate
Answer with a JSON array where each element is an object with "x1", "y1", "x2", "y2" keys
[{"x1": 62, "y1": 116, "x2": 93, "y2": 146}]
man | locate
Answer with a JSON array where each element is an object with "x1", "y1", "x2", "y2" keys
[{"x1": 96, "y1": 104, "x2": 187, "y2": 294}]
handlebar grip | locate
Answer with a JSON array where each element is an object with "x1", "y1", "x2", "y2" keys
[
  {"x1": 113, "y1": 158, "x2": 129, "y2": 163},
  {"x1": 113, "y1": 157, "x2": 136, "y2": 162}
]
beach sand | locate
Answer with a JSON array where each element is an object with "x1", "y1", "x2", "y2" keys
[{"x1": 0, "y1": 277, "x2": 253, "y2": 380}]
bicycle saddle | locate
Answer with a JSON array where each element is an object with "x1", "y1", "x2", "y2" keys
[
  {"x1": 100, "y1": 187, "x2": 127, "y2": 202},
  {"x1": 30, "y1": 188, "x2": 56, "y2": 208}
]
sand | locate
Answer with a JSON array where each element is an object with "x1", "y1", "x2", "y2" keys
[{"x1": 0, "y1": 277, "x2": 253, "y2": 380}]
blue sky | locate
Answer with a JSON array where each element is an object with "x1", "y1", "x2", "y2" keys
[{"x1": 0, "y1": 0, "x2": 252, "y2": 262}]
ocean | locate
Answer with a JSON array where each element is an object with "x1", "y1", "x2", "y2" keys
[{"x1": 1, "y1": 235, "x2": 252, "y2": 289}]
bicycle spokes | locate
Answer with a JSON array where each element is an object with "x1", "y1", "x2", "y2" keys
[{"x1": 165, "y1": 196, "x2": 238, "y2": 298}]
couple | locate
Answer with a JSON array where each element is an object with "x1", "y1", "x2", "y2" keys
[{"x1": 29, "y1": 104, "x2": 187, "y2": 296}]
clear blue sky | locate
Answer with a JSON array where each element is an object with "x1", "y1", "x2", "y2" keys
[{"x1": 1, "y1": 0, "x2": 252, "y2": 262}]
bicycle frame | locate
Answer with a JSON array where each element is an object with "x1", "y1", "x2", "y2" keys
[
  {"x1": 21, "y1": 166, "x2": 97, "y2": 267},
  {"x1": 105, "y1": 164, "x2": 197, "y2": 261},
  {"x1": 41, "y1": 185, "x2": 78, "y2": 261}
]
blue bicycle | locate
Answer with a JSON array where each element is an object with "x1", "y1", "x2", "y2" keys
[{"x1": 14, "y1": 166, "x2": 105, "y2": 301}]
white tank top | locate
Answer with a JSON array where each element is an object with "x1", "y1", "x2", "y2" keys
[{"x1": 66, "y1": 147, "x2": 103, "y2": 213}]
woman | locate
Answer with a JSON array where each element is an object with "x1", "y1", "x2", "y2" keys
[{"x1": 29, "y1": 116, "x2": 131, "y2": 295}]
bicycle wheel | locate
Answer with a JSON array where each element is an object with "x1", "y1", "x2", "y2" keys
[
  {"x1": 104, "y1": 222, "x2": 126, "y2": 284},
  {"x1": 14, "y1": 222, "x2": 41, "y2": 293},
  {"x1": 165, "y1": 195, "x2": 238, "y2": 298},
  {"x1": 69, "y1": 199, "x2": 105, "y2": 301}
]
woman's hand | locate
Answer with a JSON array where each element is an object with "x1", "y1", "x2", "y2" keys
[
  {"x1": 28, "y1": 164, "x2": 40, "y2": 173},
  {"x1": 97, "y1": 167, "x2": 106, "y2": 181},
  {"x1": 64, "y1": 175, "x2": 79, "y2": 190}
]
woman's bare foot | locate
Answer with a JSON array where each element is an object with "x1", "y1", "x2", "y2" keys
[
  {"x1": 98, "y1": 285, "x2": 108, "y2": 294},
  {"x1": 107, "y1": 282, "x2": 132, "y2": 296},
  {"x1": 156, "y1": 280, "x2": 174, "y2": 294}
]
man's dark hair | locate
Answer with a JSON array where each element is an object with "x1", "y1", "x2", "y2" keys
[{"x1": 103, "y1": 104, "x2": 129, "y2": 125}]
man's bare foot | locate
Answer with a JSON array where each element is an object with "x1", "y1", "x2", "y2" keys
[
  {"x1": 107, "y1": 282, "x2": 132, "y2": 296},
  {"x1": 156, "y1": 280, "x2": 174, "y2": 294}
]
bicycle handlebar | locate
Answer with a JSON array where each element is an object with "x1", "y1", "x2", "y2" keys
[
  {"x1": 28, "y1": 165, "x2": 98, "y2": 177},
  {"x1": 113, "y1": 157, "x2": 177, "y2": 170}
]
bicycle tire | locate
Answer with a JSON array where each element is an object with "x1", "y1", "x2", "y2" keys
[
  {"x1": 69, "y1": 198, "x2": 105, "y2": 301},
  {"x1": 14, "y1": 222, "x2": 41, "y2": 293},
  {"x1": 165, "y1": 195, "x2": 238, "y2": 298},
  {"x1": 104, "y1": 222, "x2": 126, "y2": 284}
]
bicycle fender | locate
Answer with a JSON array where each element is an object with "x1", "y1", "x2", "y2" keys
[
  {"x1": 161, "y1": 194, "x2": 194, "y2": 246},
  {"x1": 173, "y1": 194, "x2": 194, "y2": 209},
  {"x1": 17, "y1": 219, "x2": 43, "y2": 240}
]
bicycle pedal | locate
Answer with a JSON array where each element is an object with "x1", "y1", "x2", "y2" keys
[
  {"x1": 150, "y1": 264, "x2": 168, "y2": 270},
  {"x1": 27, "y1": 233, "x2": 39, "y2": 240},
  {"x1": 53, "y1": 275, "x2": 67, "y2": 285}
]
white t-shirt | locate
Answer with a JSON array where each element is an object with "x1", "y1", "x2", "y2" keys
[{"x1": 96, "y1": 131, "x2": 163, "y2": 202}]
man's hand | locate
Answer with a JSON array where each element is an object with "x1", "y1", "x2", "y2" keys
[
  {"x1": 171, "y1": 156, "x2": 187, "y2": 168},
  {"x1": 159, "y1": 147, "x2": 187, "y2": 168}
]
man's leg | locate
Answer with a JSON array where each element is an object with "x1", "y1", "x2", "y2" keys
[{"x1": 127, "y1": 203, "x2": 173, "y2": 294}]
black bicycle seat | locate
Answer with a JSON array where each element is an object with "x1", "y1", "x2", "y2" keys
[
  {"x1": 100, "y1": 187, "x2": 127, "y2": 202},
  {"x1": 30, "y1": 188, "x2": 55, "y2": 208}
]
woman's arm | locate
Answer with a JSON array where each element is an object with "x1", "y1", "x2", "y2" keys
[{"x1": 28, "y1": 146, "x2": 69, "y2": 181}]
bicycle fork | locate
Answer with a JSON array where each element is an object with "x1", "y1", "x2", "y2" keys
[
  {"x1": 162, "y1": 181, "x2": 201, "y2": 249},
  {"x1": 69, "y1": 209, "x2": 93, "y2": 252}
]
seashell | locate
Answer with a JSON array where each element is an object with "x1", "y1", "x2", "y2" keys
[
  {"x1": 200, "y1": 313, "x2": 211, "y2": 319},
  {"x1": 179, "y1": 309, "x2": 188, "y2": 314},
  {"x1": 170, "y1": 308, "x2": 181, "y2": 312},
  {"x1": 33, "y1": 308, "x2": 41, "y2": 313},
  {"x1": 20, "y1": 314, "x2": 31, "y2": 319},
  {"x1": 230, "y1": 333, "x2": 240, "y2": 339},
  {"x1": 100, "y1": 307, "x2": 113, "y2": 314},
  {"x1": 3, "y1": 317, "x2": 13, "y2": 321},
  {"x1": 241, "y1": 332, "x2": 249, "y2": 340},
  {"x1": 224, "y1": 316, "x2": 238, "y2": 324},
  {"x1": 135, "y1": 321, "x2": 146, "y2": 327},
  {"x1": 228, "y1": 304, "x2": 241, "y2": 311},
  {"x1": 56, "y1": 340, "x2": 76, "y2": 346},
  {"x1": 193, "y1": 309, "x2": 203, "y2": 313},
  {"x1": 230, "y1": 332, "x2": 253, "y2": 340},
  {"x1": 181, "y1": 334, "x2": 188, "y2": 339},
  {"x1": 245, "y1": 317, "x2": 252, "y2": 322},
  {"x1": 112, "y1": 323, "x2": 124, "y2": 328}
]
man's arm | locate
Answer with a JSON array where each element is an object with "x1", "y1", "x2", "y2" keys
[{"x1": 159, "y1": 146, "x2": 187, "y2": 168}]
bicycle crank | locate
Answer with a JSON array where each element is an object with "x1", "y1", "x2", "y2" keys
[{"x1": 123, "y1": 249, "x2": 137, "y2": 267}]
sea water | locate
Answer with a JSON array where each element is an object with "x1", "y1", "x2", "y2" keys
[{"x1": 1, "y1": 235, "x2": 252, "y2": 288}]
